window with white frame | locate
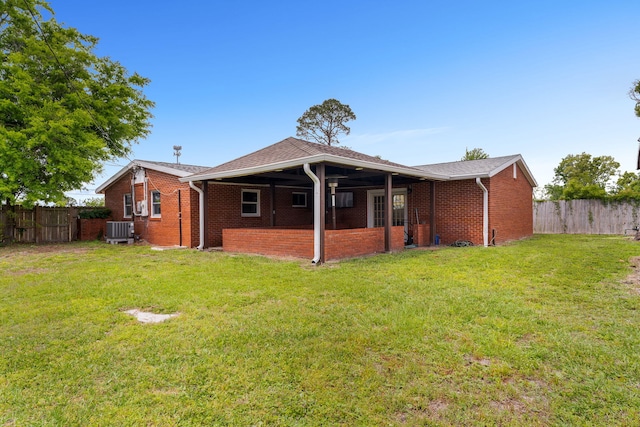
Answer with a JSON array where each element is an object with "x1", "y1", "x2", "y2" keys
[
  {"x1": 241, "y1": 189, "x2": 260, "y2": 217},
  {"x1": 123, "y1": 193, "x2": 132, "y2": 218},
  {"x1": 292, "y1": 192, "x2": 307, "y2": 208},
  {"x1": 151, "y1": 190, "x2": 161, "y2": 218}
]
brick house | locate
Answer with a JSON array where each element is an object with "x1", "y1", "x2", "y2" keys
[
  {"x1": 96, "y1": 160, "x2": 209, "y2": 247},
  {"x1": 97, "y1": 138, "x2": 537, "y2": 262}
]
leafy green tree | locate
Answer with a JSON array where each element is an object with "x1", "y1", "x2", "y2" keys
[
  {"x1": 461, "y1": 147, "x2": 489, "y2": 161},
  {"x1": 296, "y1": 99, "x2": 356, "y2": 146},
  {"x1": 544, "y1": 153, "x2": 619, "y2": 200},
  {"x1": 81, "y1": 196, "x2": 105, "y2": 207},
  {"x1": 0, "y1": 0, "x2": 154, "y2": 209},
  {"x1": 630, "y1": 79, "x2": 640, "y2": 118},
  {"x1": 611, "y1": 171, "x2": 640, "y2": 200}
]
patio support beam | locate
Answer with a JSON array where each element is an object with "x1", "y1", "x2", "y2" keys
[
  {"x1": 202, "y1": 180, "x2": 209, "y2": 249},
  {"x1": 270, "y1": 182, "x2": 276, "y2": 226},
  {"x1": 385, "y1": 173, "x2": 392, "y2": 252},
  {"x1": 189, "y1": 180, "x2": 205, "y2": 250},
  {"x1": 430, "y1": 181, "x2": 436, "y2": 245}
]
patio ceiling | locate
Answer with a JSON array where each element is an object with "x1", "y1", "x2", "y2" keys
[{"x1": 202, "y1": 163, "x2": 429, "y2": 188}]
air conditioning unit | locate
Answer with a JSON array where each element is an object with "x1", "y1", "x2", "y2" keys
[{"x1": 106, "y1": 221, "x2": 134, "y2": 244}]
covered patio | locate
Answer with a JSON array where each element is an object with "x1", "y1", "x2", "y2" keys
[{"x1": 181, "y1": 138, "x2": 445, "y2": 263}]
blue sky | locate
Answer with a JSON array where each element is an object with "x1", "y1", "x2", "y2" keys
[{"x1": 49, "y1": 0, "x2": 640, "y2": 200}]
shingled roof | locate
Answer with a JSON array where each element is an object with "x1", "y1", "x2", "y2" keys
[
  {"x1": 414, "y1": 155, "x2": 537, "y2": 186},
  {"x1": 139, "y1": 160, "x2": 211, "y2": 175},
  {"x1": 183, "y1": 137, "x2": 447, "y2": 181}
]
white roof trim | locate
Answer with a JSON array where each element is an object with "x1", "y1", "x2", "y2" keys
[
  {"x1": 180, "y1": 154, "x2": 450, "y2": 183},
  {"x1": 96, "y1": 160, "x2": 197, "y2": 194},
  {"x1": 489, "y1": 156, "x2": 537, "y2": 187},
  {"x1": 429, "y1": 156, "x2": 537, "y2": 187}
]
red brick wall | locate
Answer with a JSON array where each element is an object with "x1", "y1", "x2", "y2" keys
[
  {"x1": 433, "y1": 179, "x2": 484, "y2": 245},
  {"x1": 104, "y1": 175, "x2": 131, "y2": 223},
  {"x1": 330, "y1": 189, "x2": 368, "y2": 229},
  {"x1": 429, "y1": 164, "x2": 534, "y2": 246},
  {"x1": 205, "y1": 184, "x2": 272, "y2": 247},
  {"x1": 488, "y1": 163, "x2": 534, "y2": 243},
  {"x1": 412, "y1": 223, "x2": 430, "y2": 246},
  {"x1": 206, "y1": 184, "x2": 367, "y2": 247},
  {"x1": 189, "y1": 185, "x2": 201, "y2": 247},
  {"x1": 105, "y1": 164, "x2": 532, "y2": 251},
  {"x1": 223, "y1": 228, "x2": 314, "y2": 258},
  {"x1": 78, "y1": 218, "x2": 108, "y2": 241},
  {"x1": 274, "y1": 189, "x2": 313, "y2": 226},
  {"x1": 325, "y1": 226, "x2": 404, "y2": 260},
  {"x1": 406, "y1": 182, "x2": 431, "y2": 245},
  {"x1": 222, "y1": 226, "x2": 405, "y2": 261},
  {"x1": 205, "y1": 183, "x2": 424, "y2": 248},
  {"x1": 104, "y1": 169, "x2": 198, "y2": 247}
]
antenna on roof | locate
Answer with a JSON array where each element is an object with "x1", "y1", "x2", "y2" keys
[{"x1": 173, "y1": 145, "x2": 182, "y2": 164}]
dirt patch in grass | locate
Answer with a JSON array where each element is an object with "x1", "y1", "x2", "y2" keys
[
  {"x1": 395, "y1": 400, "x2": 450, "y2": 425},
  {"x1": 0, "y1": 243, "x2": 93, "y2": 259},
  {"x1": 622, "y1": 256, "x2": 640, "y2": 294},
  {"x1": 4, "y1": 267, "x2": 51, "y2": 277}
]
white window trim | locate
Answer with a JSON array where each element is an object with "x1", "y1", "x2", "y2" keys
[
  {"x1": 150, "y1": 190, "x2": 161, "y2": 218},
  {"x1": 292, "y1": 192, "x2": 307, "y2": 208},
  {"x1": 241, "y1": 189, "x2": 260, "y2": 217},
  {"x1": 123, "y1": 193, "x2": 132, "y2": 218}
]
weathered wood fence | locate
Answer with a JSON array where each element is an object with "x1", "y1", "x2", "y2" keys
[
  {"x1": 0, "y1": 206, "x2": 79, "y2": 243},
  {"x1": 534, "y1": 200, "x2": 640, "y2": 235}
]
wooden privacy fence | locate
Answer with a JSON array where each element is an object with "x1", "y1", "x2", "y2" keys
[
  {"x1": 0, "y1": 206, "x2": 78, "y2": 243},
  {"x1": 534, "y1": 200, "x2": 640, "y2": 235}
]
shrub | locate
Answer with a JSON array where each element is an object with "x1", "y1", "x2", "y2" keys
[{"x1": 78, "y1": 208, "x2": 111, "y2": 219}]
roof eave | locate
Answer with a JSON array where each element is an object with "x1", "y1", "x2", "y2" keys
[
  {"x1": 446, "y1": 173, "x2": 491, "y2": 181},
  {"x1": 136, "y1": 161, "x2": 198, "y2": 178},
  {"x1": 96, "y1": 160, "x2": 199, "y2": 194},
  {"x1": 95, "y1": 161, "x2": 135, "y2": 194},
  {"x1": 180, "y1": 153, "x2": 449, "y2": 182}
]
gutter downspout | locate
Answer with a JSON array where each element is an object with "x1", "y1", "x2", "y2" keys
[
  {"x1": 189, "y1": 180, "x2": 205, "y2": 250},
  {"x1": 476, "y1": 177, "x2": 489, "y2": 247},
  {"x1": 303, "y1": 163, "x2": 321, "y2": 264}
]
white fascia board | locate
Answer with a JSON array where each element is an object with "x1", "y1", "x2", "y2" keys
[
  {"x1": 95, "y1": 161, "x2": 135, "y2": 194},
  {"x1": 487, "y1": 155, "x2": 522, "y2": 178},
  {"x1": 444, "y1": 173, "x2": 491, "y2": 181},
  {"x1": 180, "y1": 154, "x2": 449, "y2": 182},
  {"x1": 96, "y1": 160, "x2": 194, "y2": 194},
  {"x1": 486, "y1": 156, "x2": 538, "y2": 187},
  {"x1": 180, "y1": 155, "x2": 323, "y2": 182},
  {"x1": 515, "y1": 159, "x2": 538, "y2": 187},
  {"x1": 444, "y1": 156, "x2": 537, "y2": 187},
  {"x1": 133, "y1": 160, "x2": 196, "y2": 178}
]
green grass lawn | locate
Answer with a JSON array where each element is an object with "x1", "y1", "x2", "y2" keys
[{"x1": 1, "y1": 235, "x2": 640, "y2": 426}]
